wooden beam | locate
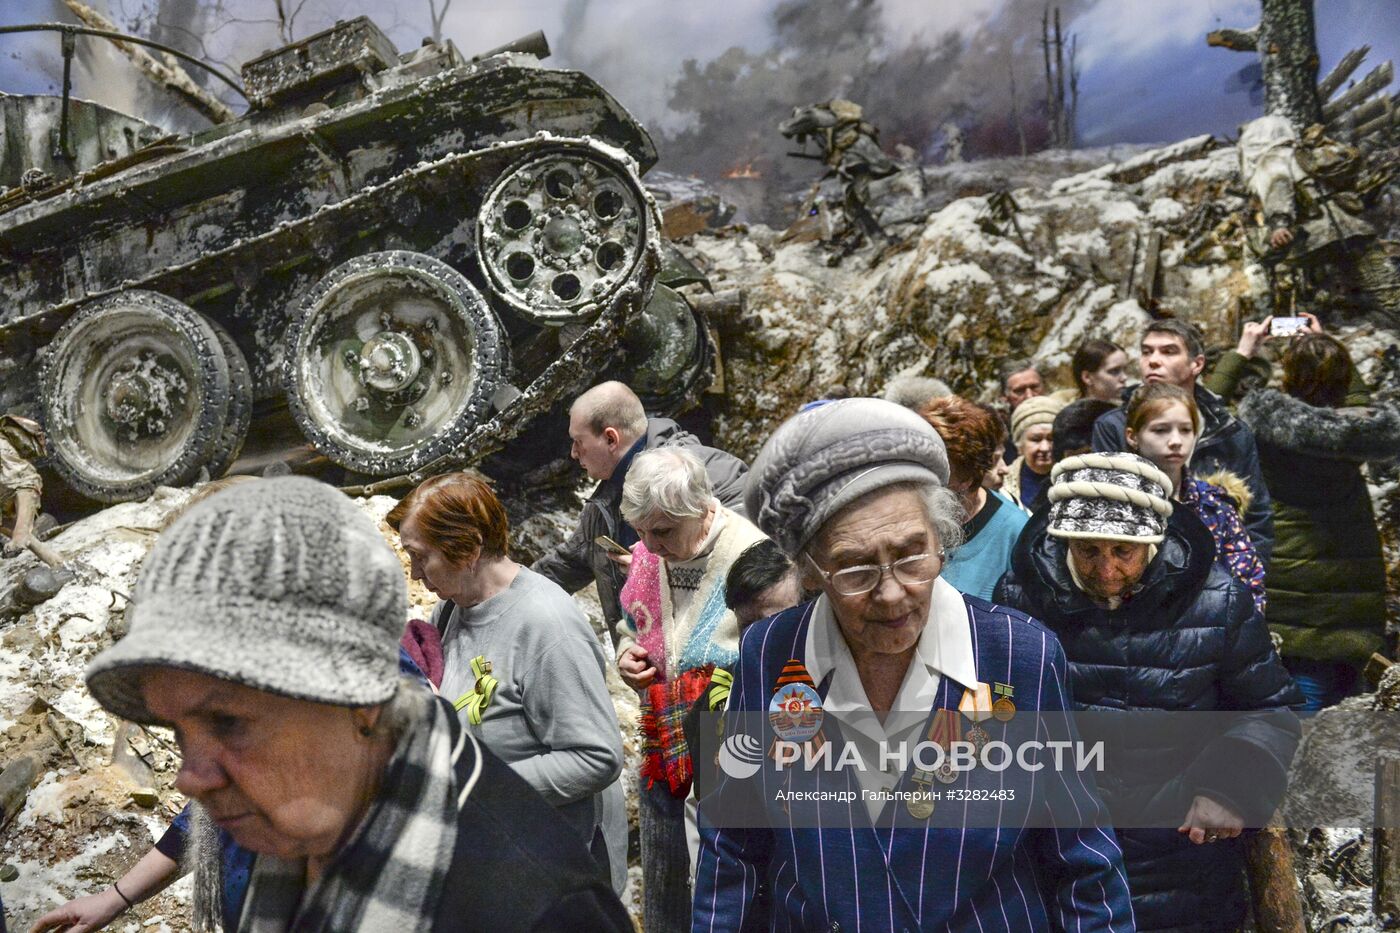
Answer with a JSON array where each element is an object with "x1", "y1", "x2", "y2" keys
[
  {"x1": 0, "y1": 757, "x2": 36, "y2": 831},
  {"x1": 1139, "y1": 230, "x2": 1163, "y2": 309},
  {"x1": 1336, "y1": 91, "x2": 1397, "y2": 129},
  {"x1": 1323, "y1": 61, "x2": 1395, "y2": 121},
  {"x1": 1244, "y1": 824, "x2": 1305, "y2": 933},
  {"x1": 1318, "y1": 45, "x2": 1370, "y2": 100},
  {"x1": 1365, "y1": 652, "x2": 1395, "y2": 690},
  {"x1": 1355, "y1": 103, "x2": 1398, "y2": 141},
  {"x1": 1376, "y1": 760, "x2": 1400, "y2": 924}
]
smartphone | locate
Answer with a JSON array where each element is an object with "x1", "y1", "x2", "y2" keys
[
  {"x1": 594, "y1": 535, "x2": 630, "y2": 556},
  {"x1": 1270, "y1": 316, "x2": 1309, "y2": 337}
]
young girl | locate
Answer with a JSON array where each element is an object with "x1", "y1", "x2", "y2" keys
[{"x1": 1125, "y1": 382, "x2": 1266, "y2": 614}]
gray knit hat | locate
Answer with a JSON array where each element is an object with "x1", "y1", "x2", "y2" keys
[
  {"x1": 1046, "y1": 452, "x2": 1174, "y2": 544},
  {"x1": 87, "y1": 476, "x2": 406, "y2": 724},
  {"x1": 745, "y1": 397, "x2": 950, "y2": 556}
]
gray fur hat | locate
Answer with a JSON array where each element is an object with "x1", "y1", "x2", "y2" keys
[
  {"x1": 1047, "y1": 452, "x2": 1174, "y2": 544},
  {"x1": 745, "y1": 397, "x2": 950, "y2": 556},
  {"x1": 87, "y1": 476, "x2": 406, "y2": 724}
]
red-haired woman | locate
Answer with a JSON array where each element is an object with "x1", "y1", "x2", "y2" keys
[
  {"x1": 388, "y1": 473, "x2": 625, "y2": 890},
  {"x1": 919, "y1": 396, "x2": 1028, "y2": 599}
]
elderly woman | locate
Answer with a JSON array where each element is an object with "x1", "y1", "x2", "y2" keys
[
  {"x1": 995, "y1": 452, "x2": 1299, "y2": 932},
  {"x1": 614, "y1": 446, "x2": 767, "y2": 933},
  {"x1": 1001, "y1": 395, "x2": 1065, "y2": 513},
  {"x1": 387, "y1": 472, "x2": 626, "y2": 893},
  {"x1": 694, "y1": 398, "x2": 1133, "y2": 932},
  {"x1": 84, "y1": 477, "x2": 630, "y2": 932}
]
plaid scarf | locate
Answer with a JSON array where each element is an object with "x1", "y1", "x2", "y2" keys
[
  {"x1": 640, "y1": 665, "x2": 714, "y2": 798},
  {"x1": 238, "y1": 691, "x2": 465, "y2": 932}
]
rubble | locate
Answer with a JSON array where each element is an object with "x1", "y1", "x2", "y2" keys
[{"x1": 0, "y1": 481, "x2": 643, "y2": 931}]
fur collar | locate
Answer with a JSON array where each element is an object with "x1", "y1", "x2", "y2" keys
[{"x1": 1239, "y1": 388, "x2": 1400, "y2": 462}]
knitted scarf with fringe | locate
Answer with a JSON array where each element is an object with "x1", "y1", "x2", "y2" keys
[{"x1": 640, "y1": 667, "x2": 714, "y2": 797}]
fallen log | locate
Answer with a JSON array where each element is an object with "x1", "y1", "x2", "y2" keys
[
  {"x1": 1323, "y1": 62, "x2": 1394, "y2": 122},
  {"x1": 1319, "y1": 46, "x2": 1370, "y2": 101},
  {"x1": 1244, "y1": 824, "x2": 1305, "y2": 933}
]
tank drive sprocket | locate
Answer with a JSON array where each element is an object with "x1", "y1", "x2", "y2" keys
[{"x1": 476, "y1": 146, "x2": 651, "y2": 325}]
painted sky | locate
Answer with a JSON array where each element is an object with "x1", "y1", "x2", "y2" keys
[{"x1": 0, "y1": 0, "x2": 1395, "y2": 162}]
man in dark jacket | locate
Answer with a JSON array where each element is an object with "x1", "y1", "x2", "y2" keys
[
  {"x1": 533, "y1": 381, "x2": 748, "y2": 647},
  {"x1": 995, "y1": 452, "x2": 1300, "y2": 932},
  {"x1": 1092, "y1": 319, "x2": 1274, "y2": 564}
]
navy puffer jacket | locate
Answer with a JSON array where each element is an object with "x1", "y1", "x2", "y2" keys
[{"x1": 995, "y1": 507, "x2": 1301, "y2": 932}]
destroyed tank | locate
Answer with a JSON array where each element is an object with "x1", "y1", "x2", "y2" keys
[{"x1": 0, "y1": 18, "x2": 713, "y2": 503}]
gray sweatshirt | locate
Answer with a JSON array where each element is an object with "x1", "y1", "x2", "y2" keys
[{"x1": 432, "y1": 567, "x2": 624, "y2": 840}]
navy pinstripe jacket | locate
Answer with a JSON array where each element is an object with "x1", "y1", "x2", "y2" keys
[{"x1": 692, "y1": 596, "x2": 1136, "y2": 932}]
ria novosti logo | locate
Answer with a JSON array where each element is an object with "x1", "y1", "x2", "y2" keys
[{"x1": 717, "y1": 732, "x2": 765, "y2": 779}]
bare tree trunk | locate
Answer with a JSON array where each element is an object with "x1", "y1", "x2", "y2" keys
[
  {"x1": 1068, "y1": 33, "x2": 1080, "y2": 148},
  {"x1": 1258, "y1": 0, "x2": 1324, "y2": 125},
  {"x1": 1054, "y1": 7, "x2": 1068, "y2": 147},
  {"x1": 1042, "y1": 6, "x2": 1059, "y2": 148},
  {"x1": 428, "y1": 0, "x2": 453, "y2": 44},
  {"x1": 1009, "y1": 62, "x2": 1027, "y2": 156},
  {"x1": 1208, "y1": 0, "x2": 1323, "y2": 128},
  {"x1": 61, "y1": 0, "x2": 235, "y2": 123}
]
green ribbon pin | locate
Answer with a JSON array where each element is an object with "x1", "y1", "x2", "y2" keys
[{"x1": 454, "y1": 655, "x2": 498, "y2": 725}]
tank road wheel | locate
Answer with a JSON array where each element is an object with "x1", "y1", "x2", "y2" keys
[
  {"x1": 476, "y1": 148, "x2": 651, "y2": 325},
  {"x1": 284, "y1": 251, "x2": 503, "y2": 476},
  {"x1": 40, "y1": 291, "x2": 232, "y2": 503},
  {"x1": 205, "y1": 321, "x2": 253, "y2": 479}
]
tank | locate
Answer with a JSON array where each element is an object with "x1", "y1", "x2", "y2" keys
[{"x1": 0, "y1": 18, "x2": 714, "y2": 503}]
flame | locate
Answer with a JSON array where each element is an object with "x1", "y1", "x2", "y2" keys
[{"x1": 724, "y1": 161, "x2": 762, "y2": 180}]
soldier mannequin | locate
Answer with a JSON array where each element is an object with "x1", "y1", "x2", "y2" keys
[
  {"x1": 1238, "y1": 115, "x2": 1399, "y2": 322},
  {"x1": 0, "y1": 415, "x2": 47, "y2": 556}
]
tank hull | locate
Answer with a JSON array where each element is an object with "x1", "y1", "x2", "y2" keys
[{"x1": 0, "y1": 25, "x2": 711, "y2": 502}]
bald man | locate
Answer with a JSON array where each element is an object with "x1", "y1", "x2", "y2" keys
[{"x1": 533, "y1": 382, "x2": 749, "y2": 647}]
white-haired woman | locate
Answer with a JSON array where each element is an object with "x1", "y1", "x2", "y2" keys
[
  {"x1": 614, "y1": 446, "x2": 767, "y2": 933},
  {"x1": 694, "y1": 399, "x2": 1134, "y2": 932}
]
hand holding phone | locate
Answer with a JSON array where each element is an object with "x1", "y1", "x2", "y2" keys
[
  {"x1": 1270, "y1": 316, "x2": 1309, "y2": 338},
  {"x1": 594, "y1": 535, "x2": 630, "y2": 556}
]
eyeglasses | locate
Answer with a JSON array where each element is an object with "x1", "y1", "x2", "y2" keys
[{"x1": 805, "y1": 552, "x2": 942, "y2": 597}]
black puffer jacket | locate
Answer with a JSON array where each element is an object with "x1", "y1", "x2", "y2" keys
[{"x1": 995, "y1": 507, "x2": 1301, "y2": 932}]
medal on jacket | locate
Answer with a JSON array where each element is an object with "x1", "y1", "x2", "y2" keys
[
  {"x1": 907, "y1": 768, "x2": 936, "y2": 819},
  {"x1": 928, "y1": 708, "x2": 962, "y2": 784},
  {"x1": 769, "y1": 660, "x2": 825, "y2": 764},
  {"x1": 992, "y1": 682, "x2": 1017, "y2": 722},
  {"x1": 454, "y1": 656, "x2": 498, "y2": 726},
  {"x1": 769, "y1": 659, "x2": 823, "y2": 743},
  {"x1": 959, "y1": 682, "x2": 994, "y2": 752}
]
